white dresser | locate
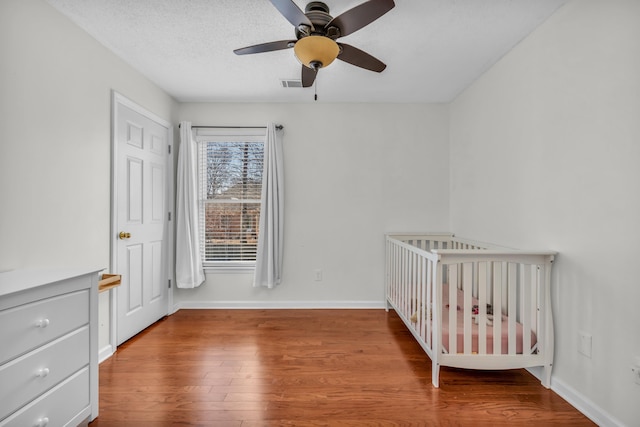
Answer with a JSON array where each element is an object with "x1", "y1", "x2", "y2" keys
[{"x1": 0, "y1": 269, "x2": 100, "y2": 427}]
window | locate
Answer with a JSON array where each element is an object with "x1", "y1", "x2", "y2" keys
[{"x1": 195, "y1": 128, "x2": 265, "y2": 269}]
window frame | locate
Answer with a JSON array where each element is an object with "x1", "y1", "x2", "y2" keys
[{"x1": 194, "y1": 127, "x2": 266, "y2": 272}]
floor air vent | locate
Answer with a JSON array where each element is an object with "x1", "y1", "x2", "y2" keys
[{"x1": 281, "y1": 79, "x2": 303, "y2": 88}]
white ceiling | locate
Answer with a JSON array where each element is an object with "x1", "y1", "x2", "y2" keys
[{"x1": 46, "y1": 0, "x2": 568, "y2": 103}]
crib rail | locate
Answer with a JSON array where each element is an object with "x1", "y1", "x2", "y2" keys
[{"x1": 385, "y1": 233, "x2": 556, "y2": 388}]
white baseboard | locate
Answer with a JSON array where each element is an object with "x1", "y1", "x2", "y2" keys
[
  {"x1": 174, "y1": 300, "x2": 387, "y2": 310},
  {"x1": 551, "y1": 376, "x2": 624, "y2": 427},
  {"x1": 98, "y1": 344, "x2": 114, "y2": 364}
]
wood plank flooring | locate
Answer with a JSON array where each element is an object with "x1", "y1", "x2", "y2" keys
[{"x1": 90, "y1": 309, "x2": 594, "y2": 426}]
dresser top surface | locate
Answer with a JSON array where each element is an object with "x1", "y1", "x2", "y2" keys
[{"x1": 0, "y1": 268, "x2": 102, "y2": 298}]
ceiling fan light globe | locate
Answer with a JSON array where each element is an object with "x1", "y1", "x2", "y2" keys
[{"x1": 294, "y1": 36, "x2": 339, "y2": 69}]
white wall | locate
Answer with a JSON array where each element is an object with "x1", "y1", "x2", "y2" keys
[
  {"x1": 449, "y1": 0, "x2": 640, "y2": 425},
  {"x1": 174, "y1": 103, "x2": 450, "y2": 308},
  {"x1": 5, "y1": 1, "x2": 632, "y2": 424},
  {"x1": 0, "y1": 0, "x2": 176, "y2": 351}
]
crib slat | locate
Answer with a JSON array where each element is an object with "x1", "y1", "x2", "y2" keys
[
  {"x1": 392, "y1": 244, "x2": 396, "y2": 307},
  {"x1": 406, "y1": 248, "x2": 412, "y2": 318},
  {"x1": 508, "y1": 263, "x2": 517, "y2": 355},
  {"x1": 492, "y1": 262, "x2": 503, "y2": 355},
  {"x1": 385, "y1": 240, "x2": 390, "y2": 303},
  {"x1": 387, "y1": 242, "x2": 393, "y2": 304},
  {"x1": 412, "y1": 251, "x2": 417, "y2": 327},
  {"x1": 396, "y1": 245, "x2": 401, "y2": 312},
  {"x1": 463, "y1": 262, "x2": 473, "y2": 354},
  {"x1": 425, "y1": 260, "x2": 434, "y2": 348},
  {"x1": 396, "y1": 245, "x2": 400, "y2": 305},
  {"x1": 419, "y1": 256, "x2": 426, "y2": 343},
  {"x1": 416, "y1": 252, "x2": 420, "y2": 324},
  {"x1": 478, "y1": 262, "x2": 487, "y2": 355},
  {"x1": 417, "y1": 253, "x2": 421, "y2": 326},
  {"x1": 448, "y1": 266, "x2": 457, "y2": 355},
  {"x1": 522, "y1": 264, "x2": 532, "y2": 354},
  {"x1": 408, "y1": 250, "x2": 412, "y2": 326},
  {"x1": 393, "y1": 243, "x2": 397, "y2": 295},
  {"x1": 530, "y1": 266, "x2": 537, "y2": 352},
  {"x1": 402, "y1": 248, "x2": 408, "y2": 318},
  {"x1": 390, "y1": 243, "x2": 395, "y2": 303},
  {"x1": 398, "y1": 245, "x2": 404, "y2": 315}
]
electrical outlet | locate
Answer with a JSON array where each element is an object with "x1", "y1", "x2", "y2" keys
[
  {"x1": 633, "y1": 357, "x2": 640, "y2": 385},
  {"x1": 314, "y1": 269, "x2": 323, "y2": 281},
  {"x1": 632, "y1": 366, "x2": 640, "y2": 385},
  {"x1": 578, "y1": 331, "x2": 592, "y2": 358}
]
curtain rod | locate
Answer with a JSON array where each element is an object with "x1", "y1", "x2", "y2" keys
[{"x1": 179, "y1": 124, "x2": 283, "y2": 130}]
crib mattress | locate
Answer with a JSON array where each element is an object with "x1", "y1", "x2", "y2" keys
[{"x1": 440, "y1": 288, "x2": 537, "y2": 355}]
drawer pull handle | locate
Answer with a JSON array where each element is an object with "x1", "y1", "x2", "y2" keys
[
  {"x1": 37, "y1": 368, "x2": 50, "y2": 378},
  {"x1": 35, "y1": 318, "x2": 50, "y2": 328},
  {"x1": 35, "y1": 417, "x2": 49, "y2": 427}
]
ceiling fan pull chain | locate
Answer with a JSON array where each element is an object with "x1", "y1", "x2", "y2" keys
[{"x1": 314, "y1": 74, "x2": 318, "y2": 101}]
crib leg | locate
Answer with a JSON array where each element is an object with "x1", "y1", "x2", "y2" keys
[
  {"x1": 432, "y1": 362, "x2": 440, "y2": 388},
  {"x1": 542, "y1": 364, "x2": 552, "y2": 389}
]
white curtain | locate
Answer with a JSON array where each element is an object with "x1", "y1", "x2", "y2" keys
[
  {"x1": 254, "y1": 123, "x2": 284, "y2": 288},
  {"x1": 175, "y1": 121, "x2": 205, "y2": 288}
]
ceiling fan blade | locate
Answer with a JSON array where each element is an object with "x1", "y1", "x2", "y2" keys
[
  {"x1": 337, "y1": 43, "x2": 386, "y2": 72},
  {"x1": 301, "y1": 65, "x2": 317, "y2": 88},
  {"x1": 233, "y1": 40, "x2": 296, "y2": 55},
  {"x1": 327, "y1": 0, "x2": 395, "y2": 38},
  {"x1": 269, "y1": 0, "x2": 314, "y2": 29}
]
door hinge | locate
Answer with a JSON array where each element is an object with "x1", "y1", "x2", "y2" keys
[
  {"x1": 168, "y1": 212, "x2": 172, "y2": 221},
  {"x1": 168, "y1": 144, "x2": 172, "y2": 154},
  {"x1": 168, "y1": 279, "x2": 172, "y2": 289}
]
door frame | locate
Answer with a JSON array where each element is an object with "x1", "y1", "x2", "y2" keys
[{"x1": 108, "y1": 91, "x2": 174, "y2": 357}]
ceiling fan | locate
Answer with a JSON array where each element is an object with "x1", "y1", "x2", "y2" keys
[{"x1": 233, "y1": 0, "x2": 395, "y2": 88}]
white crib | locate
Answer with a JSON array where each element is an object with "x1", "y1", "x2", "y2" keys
[{"x1": 385, "y1": 233, "x2": 556, "y2": 388}]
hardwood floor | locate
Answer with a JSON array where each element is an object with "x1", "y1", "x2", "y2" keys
[{"x1": 90, "y1": 309, "x2": 594, "y2": 426}]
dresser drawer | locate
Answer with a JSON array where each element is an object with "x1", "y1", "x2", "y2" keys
[
  {"x1": 0, "y1": 326, "x2": 89, "y2": 421},
  {"x1": 0, "y1": 367, "x2": 90, "y2": 427},
  {"x1": 0, "y1": 290, "x2": 89, "y2": 365}
]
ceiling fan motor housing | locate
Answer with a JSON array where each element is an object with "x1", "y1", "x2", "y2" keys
[
  {"x1": 305, "y1": 2, "x2": 330, "y2": 13},
  {"x1": 295, "y1": 1, "x2": 338, "y2": 39}
]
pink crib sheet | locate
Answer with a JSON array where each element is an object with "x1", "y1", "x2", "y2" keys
[{"x1": 440, "y1": 287, "x2": 537, "y2": 355}]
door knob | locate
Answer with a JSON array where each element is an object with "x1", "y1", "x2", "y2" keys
[{"x1": 119, "y1": 231, "x2": 131, "y2": 240}]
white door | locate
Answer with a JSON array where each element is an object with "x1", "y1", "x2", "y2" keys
[{"x1": 113, "y1": 94, "x2": 171, "y2": 345}]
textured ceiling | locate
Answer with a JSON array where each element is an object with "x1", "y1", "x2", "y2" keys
[{"x1": 46, "y1": 0, "x2": 568, "y2": 103}]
